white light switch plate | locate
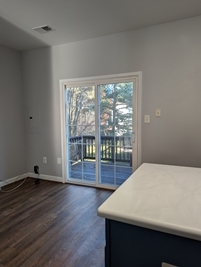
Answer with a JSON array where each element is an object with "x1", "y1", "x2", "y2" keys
[
  {"x1": 57, "y1": 157, "x2": 62, "y2": 164},
  {"x1": 155, "y1": 109, "x2": 161, "y2": 117}
]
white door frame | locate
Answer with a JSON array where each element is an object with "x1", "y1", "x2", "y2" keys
[{"x1": 60, "y1": 72, "x2": 142, "y2": 189}]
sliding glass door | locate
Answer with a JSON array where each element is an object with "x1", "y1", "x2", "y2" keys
[
  {"x1": 66, "y1": 85, "x2": 96, "y2": 184},
  {"x1": 98, "y1": 82, "x2": 133, "y2": 186},
  {"x1": 64, "y1": 76, "x2": 137, "y2": 188}
]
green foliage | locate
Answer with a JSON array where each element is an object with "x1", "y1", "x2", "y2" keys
[
  {"x1": 66, "y1": 82, "x2": 133, "y2": 137},
  {"x1": 100, "y1": 82, "x2": 133, "y2": 137}
]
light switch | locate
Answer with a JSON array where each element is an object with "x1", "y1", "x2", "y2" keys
[
  {"x1": 57, "y1": 158, "x2": 62, "y2": 164},
  {"x1": 155, "y1": 109, "x2": 161, "y2": 117},
  {"x1": 144, "y1": 115, "x2": 150, "y2": 123}
]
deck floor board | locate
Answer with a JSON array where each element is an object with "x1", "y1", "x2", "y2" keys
[{"x1": 69, "y1": 161, "x2": 132, "y2": 186}]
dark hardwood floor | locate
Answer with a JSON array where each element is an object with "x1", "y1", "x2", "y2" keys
[{"x1": 0, "y1": 178, "x2": 112, "y2": 267}]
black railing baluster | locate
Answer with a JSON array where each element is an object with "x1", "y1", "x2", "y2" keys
[
  {"x1": 105, "y1": 139, "x2": 107, "y2": 159},
  {"x1": 69, "y1": 135, "x2": 132, "y2": 166}
]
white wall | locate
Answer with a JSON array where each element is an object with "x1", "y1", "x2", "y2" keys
[
  {"x1": 0, "y1": 45, "x2": 26, "y2": 180},
  {"x1": 22, "y1": 15, "x2": 201, "y2": 177}
]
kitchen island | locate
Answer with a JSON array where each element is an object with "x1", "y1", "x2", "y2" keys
[{"x1": 98, "y1": 163, "x2": 201, "y2": 267}]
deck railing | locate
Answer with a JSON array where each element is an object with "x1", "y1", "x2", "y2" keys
[{"x1": 69, "y1": 135, "x2": 132, "y2": 165}]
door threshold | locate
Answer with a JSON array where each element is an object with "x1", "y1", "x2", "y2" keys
[{"x1": 66, "y1": 180, "x2": 117, "y2": 191}]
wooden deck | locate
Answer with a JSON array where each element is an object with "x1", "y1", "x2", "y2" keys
[{"x1": 69, "y1": 161, "x2": 132, "y2": 186}]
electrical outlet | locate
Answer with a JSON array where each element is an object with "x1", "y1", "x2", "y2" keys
[
  {"x1": 43, "y1": 157, "x2": 47, "y2": 163},
  {"x1": 144, "y1": 115, "x2": 150, "y2": 123}
]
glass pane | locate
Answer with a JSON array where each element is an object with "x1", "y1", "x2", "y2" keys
[
  {"x1": 100, "y1": 82, "x2": 133, "y2": 135},
  {"x1": 115, "y1": 146, "x2": 132, "y2": 165},
  {"x1": 115, "y1": 120, "x2": 132, "y2": 137},
  {"x1": 99, "y1": 145, "x2": 115, "y2": 163},
  {"x1": 69, "y1": 161, "x2": 82, "y2": 180},
  {"x1": 66, "y1": 85, "x2": 96, "y2": 183},
  {"x1": 67, "y1": 105, "x2": 95, "y2": 127},
  {"x1": 66, "y1": 86, "x2": 95, "y2": 135},
  {"x1": 99, "y1": 164, "x2": 115, "y2": 185},
  {"x1": 82, "y1": 125, "x2": 95, "y2": 136},
  {"x1": 68, "y1": 143, "x2": 82, "y2": 162},
  {"x1": 100, "y1": 84, "x2": 115, "y2": 132},
  {"x1": 84, "y1": 136, "x2": 95, "y2": 145},
  {"x1": 68, "y1": 126, "x2": 95, "y2": 138},
  {"x1": 83, "y1": 162, "x2": 96, "y2": 182},
  {"x1": 98, "y1": 82, "x2": 133, "y2": 186},
  {"x1": 68, "y1": 126, "x2": 84, "y2": 137},
  {"x1": 115, "y1": 103, "x2": 132, "y2": 137},
  {"x1": 66, "y1": 86, "x2": 95, "y2": 107},
  {"x1": 116, "y1": 136, "x2": 132, "y2": 146},
  {"x1": 84, "y1": 143, "x2": 96, "y2": 159},
  {"x1": 99, "y1": 125, "x2": 115, "y2": 137},
  {"x1": 114, "y1": 137, "x2": 132, "y2": 164}
]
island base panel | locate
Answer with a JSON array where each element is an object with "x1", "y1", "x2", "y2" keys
[{"x1": 105, "y1": 219, "x2": 201, "y2": 267}]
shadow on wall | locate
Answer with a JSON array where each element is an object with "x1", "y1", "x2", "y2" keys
[
  {"x1": 0, "y1": 16, "x2": 48, "y2": 51},
  {"x1": 23, "y1": 47, "x2": 62, "y2": 177},
  {"x1": 0, "y1": 44, "x2": 27, "y2": 180}
]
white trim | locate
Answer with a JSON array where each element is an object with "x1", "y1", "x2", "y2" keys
[
  {"x1": 28, "y1": 173, "x2": 63, "y2": 183},
  {"x1": 0, "y1": 173, "x2": 64, "y2": 189},
  {"x1": 137, "y1": 71, "x2": 142, "y2": 168},
  {"x1": 59, "y1": 72, "x2": 142, "y2": 187},
  {"x1": 66, "y1": 179, "x2": 117, "y2": 190},
  {"x1": 95, "y1": 85, "x2": 100, "y2": 186},
  {"x1": 60, "y1": 81, "x2": 67, "y2": 183},
  {"x1": 59, "y1": 72, "x2": 142, "y2": 86},
  {"x1": 0, "y1": 173, "x2": 29, "y2": 188}
]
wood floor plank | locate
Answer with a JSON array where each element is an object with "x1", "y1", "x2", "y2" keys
[{"x1": 0, "y1": 178, "x2": 112, "y2": 267}]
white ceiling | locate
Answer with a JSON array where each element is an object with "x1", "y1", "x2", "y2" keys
[{"x1": 1, "y1": 0, "x2": 201, "y2": 51}]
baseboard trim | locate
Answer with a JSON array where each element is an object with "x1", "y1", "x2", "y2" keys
[
  {"x1": 0, "y1": 173, "x2": 29, "y2": 188},
  {"x1": 28, "y1": 173, "x2": 63, "y2": 183},
  {"x1": 0, "y1": 173, "x2": 63, "y2": 188}
]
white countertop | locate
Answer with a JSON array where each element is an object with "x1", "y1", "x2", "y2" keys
[{"x1": 98, "y1": 163, "x2": 201, "y2": 241}]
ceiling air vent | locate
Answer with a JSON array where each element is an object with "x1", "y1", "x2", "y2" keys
[{"x1": 32, "y1": 25, "x2": 55, "y2": 34}]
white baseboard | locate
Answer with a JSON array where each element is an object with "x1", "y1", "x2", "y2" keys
[
  {"x1": 0, "y1": 173, "x2": 29, "y2": 188},
  {"x1": 28, "y1": 173, "x2": 63, "y2": 183},
  {"x1": 0, "y1": 173, "x2": 63, "y2": 188}
]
